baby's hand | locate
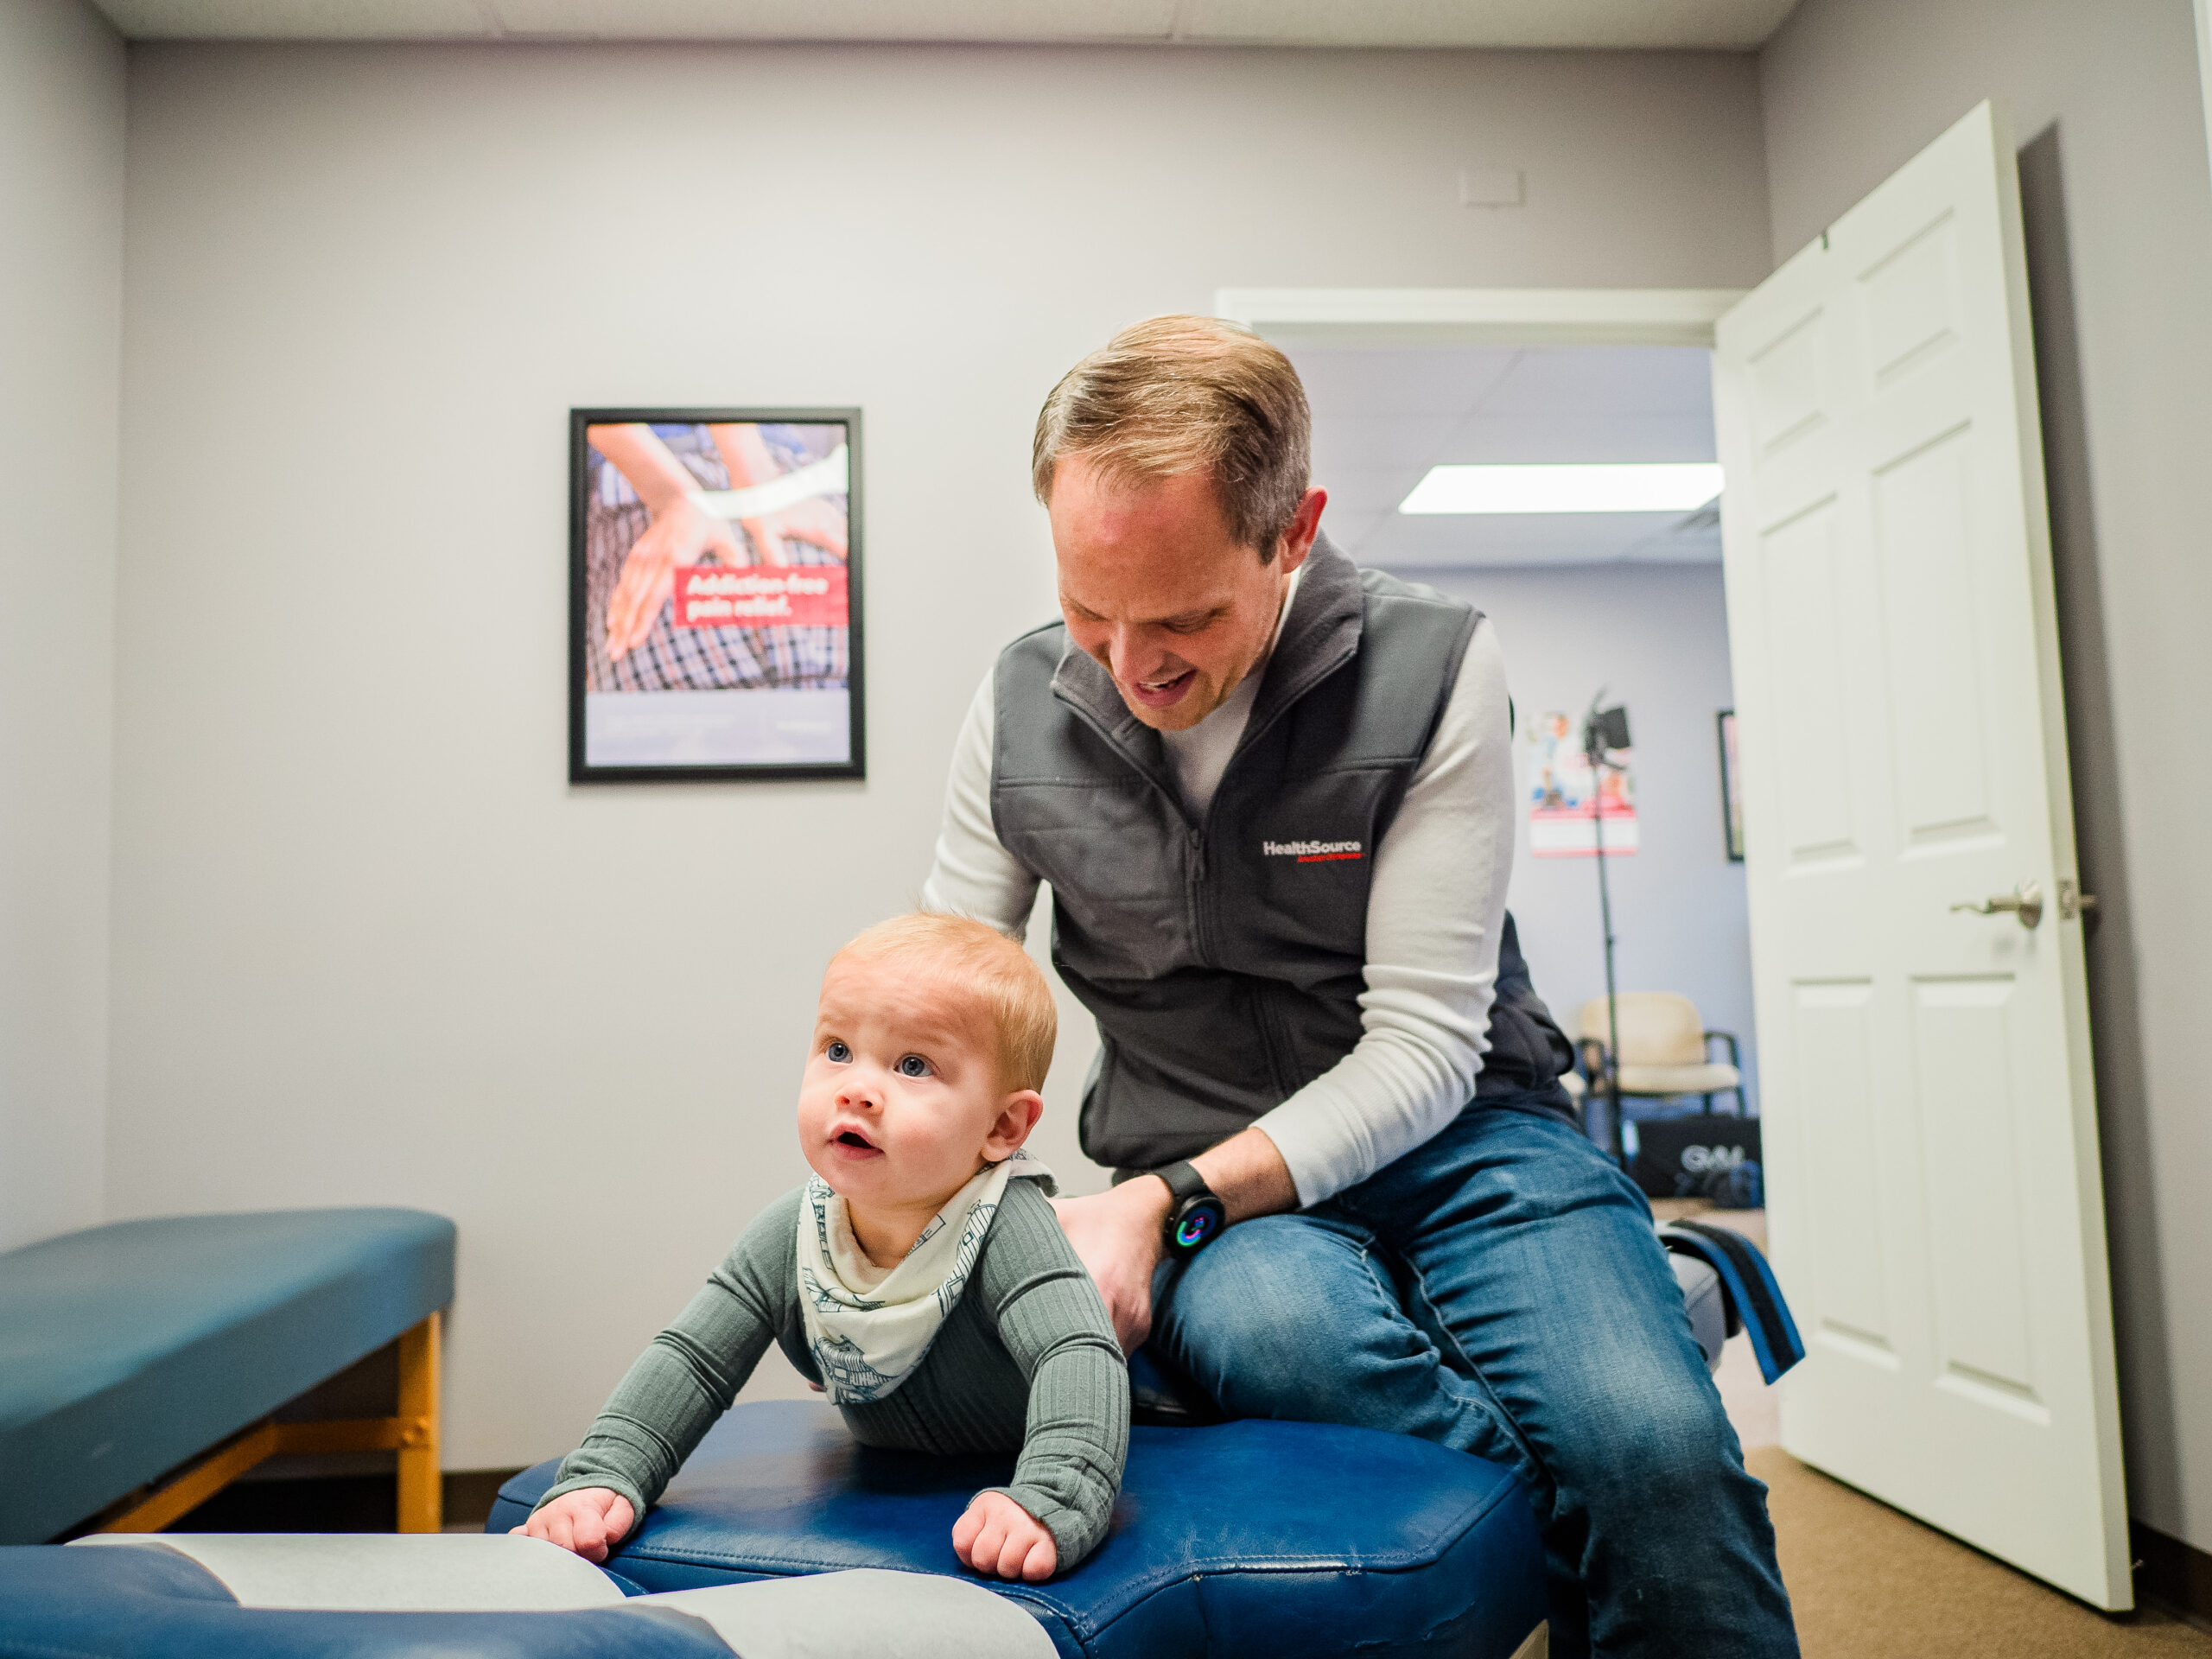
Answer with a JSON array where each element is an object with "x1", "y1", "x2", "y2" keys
[
  {"x1": 512, "y1": 1487, "x2": 637, "y2": 1563},
  {"x1": 953, "y1": 1491, "x2": 1058, "y2": 1582}
]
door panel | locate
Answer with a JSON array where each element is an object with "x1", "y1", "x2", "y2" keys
[
  {"x1": 1859, "y1": 211, "x2": 1961, "y2": 385},
  {"x1": 1750, "y1": 308, "x2": 1829, "y2": 451},
  {"x1": 1761, "y1": 502, "x2": 1858, "y2": 861},
  {"x1": 1793, "y1": 982, "x2": 1890, "y2": 1350},
  {"x1": 1714, "y1": 101, "x2": 2128, "y2": 1607},
  {"x1": 1873, "y1": 429, "x2": 1998, "y2": 844},
  {"x1": 1911, "y1": 976, "x2": 2039, "y2": 1402}
]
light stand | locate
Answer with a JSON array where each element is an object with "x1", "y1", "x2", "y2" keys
[{"x1": 1583, "y1": 695, "x2": 1631, "y2": 1165}]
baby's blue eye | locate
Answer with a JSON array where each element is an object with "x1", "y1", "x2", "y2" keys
[
  {"x1": 826, "y1": 1040, "x2": 852, "y2": 1064},
  {"x1": 897, "y1": 1055, "x2": 931, "y2": 1078}
]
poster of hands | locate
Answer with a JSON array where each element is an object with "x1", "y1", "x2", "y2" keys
[{"x1": 569, "y1": 409, "x2": 862, "y2": 781}]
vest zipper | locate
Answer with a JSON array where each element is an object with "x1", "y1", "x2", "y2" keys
[{"x1": 1187, "y1": 824, "x2": 1211, "y2": 966}]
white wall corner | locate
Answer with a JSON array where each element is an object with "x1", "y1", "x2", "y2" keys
[{"x1": 0, "y1": 0, "x2": 128, "y2": 1252}]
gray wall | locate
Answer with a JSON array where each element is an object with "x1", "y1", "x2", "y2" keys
[
  {"x1": 107, "y1": 41, "x2": 1773, "y2": 1469},
  {"x1": 0, "y1": 0, "x2": 124, "y2": 1253},
  {"x1": 1761, "y1": 0, "x2": 2212, "y2": 1551},
  {"x1": 1413, "y1": 564, "x2": 1754, "y2": 1116}
]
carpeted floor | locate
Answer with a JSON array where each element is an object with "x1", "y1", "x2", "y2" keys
[
  {"x1": 1653, "y1": 1202, "x2": 2209, "y2": 1656},
  {"x1": 1751, "y1": 1447, "x2": 2212, "y2": 1656}
]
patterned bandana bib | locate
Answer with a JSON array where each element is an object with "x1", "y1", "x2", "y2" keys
[{"x1": 797, "y1": 1147, "x2": 1055, "y2": 1404}]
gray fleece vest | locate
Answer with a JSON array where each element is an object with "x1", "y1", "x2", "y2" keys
[{"x1": 989, "y1": 534, "x2": 1576, "y2": 1176}]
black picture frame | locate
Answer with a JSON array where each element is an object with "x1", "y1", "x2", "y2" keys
[
  {"x1": 568, "y1": 408, "x2": 864, "y2": 783},
  {"x1": 1718, "y1": 709, "x2": 1745, "y2": 861}
]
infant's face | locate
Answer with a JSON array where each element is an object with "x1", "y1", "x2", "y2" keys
[{"x1": 797, "y1": 952, "x2": 1009, "y2": 1214}]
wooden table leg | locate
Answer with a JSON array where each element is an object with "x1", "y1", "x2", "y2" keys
[
  {"x1": 395, "y1": 1310, "x2": 442, "y2": 1532},
  {"x1": 93, "y1": 1421, "x2": 283, "y2": 1535}
]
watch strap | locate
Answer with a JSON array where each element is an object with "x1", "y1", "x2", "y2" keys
[{"x1": 1156, "y1": 1160, "x2": 1214, "y2": 1207}]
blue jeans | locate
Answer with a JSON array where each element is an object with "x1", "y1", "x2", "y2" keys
[{"x1": 1151, "y1": 1103, "x2": 1797, "y2": 1657}]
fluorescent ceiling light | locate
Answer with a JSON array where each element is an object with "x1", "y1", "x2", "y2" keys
[{"x1": 1398, "y1": 462, "x2": 1724, "y2": 515}]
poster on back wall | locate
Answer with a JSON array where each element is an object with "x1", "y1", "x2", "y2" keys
[
  {"x1": 1524, "y1": 709, "x2": 1638, "y2": 857},
  {"x1": 569, "y1": 408, "x2": 863, "y2": 781}
]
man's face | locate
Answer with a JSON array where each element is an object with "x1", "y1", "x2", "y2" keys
[
  {"x1": 1050, "y1": 454, "x2": 1322, "y2": 733},
  {"x1": 797, "y1": 952, "x2": 1023, "y2": 1215}
]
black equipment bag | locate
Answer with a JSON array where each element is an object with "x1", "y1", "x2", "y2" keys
[{"x1": 1631, "y1": 1115, "x2": 1764, "y2": 1206}]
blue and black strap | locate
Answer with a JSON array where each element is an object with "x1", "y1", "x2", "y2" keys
[{"x1": 1659, "y1": 1219, "x2": 1806, "y2": 1384}]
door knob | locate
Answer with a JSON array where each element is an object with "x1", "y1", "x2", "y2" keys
[{"x1": 1951, "y1": 880, "x2": 2043, "y2": 929}]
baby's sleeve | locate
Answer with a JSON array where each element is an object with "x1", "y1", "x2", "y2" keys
[
  {"x1": 532, "y1": 1189, "x2": 803, "y2": 1527},
  {"x1": 973, "y1": 1179, "x2": 1131, "y2": 1569}
]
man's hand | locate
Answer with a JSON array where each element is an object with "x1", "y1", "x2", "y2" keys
[
  {"x1": 953, "y1": 1491, "x2": 1058, "y2": 1582},
  {"x1": 1052, "y1": 1128, "x2": 1302, "y2": 1355},
  {"x1": 1052, "y1": 1178, "x2": 1170, "y2": 1353},
  {"x1": 512, "y1": 1487, "x2": 636, "y2": 1563}
]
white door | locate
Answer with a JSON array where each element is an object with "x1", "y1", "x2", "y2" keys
[{"x1": 1713, "y1": 101, "x2": 2129, "y2": 1608}]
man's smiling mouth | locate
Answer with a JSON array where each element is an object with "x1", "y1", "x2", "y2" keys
[{"x1": 1128, "y1": 668, "x2": 1196, "y2": 704}]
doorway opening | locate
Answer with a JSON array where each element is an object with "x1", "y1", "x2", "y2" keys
[
  {"x1": 1227, "y1": 289, "x2": 1770, "y2": 1435},
  {"x1": 1268, "y1": 330, "x2": 1752, "y2": 1145}
]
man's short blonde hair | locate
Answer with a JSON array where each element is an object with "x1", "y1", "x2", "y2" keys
[
  {"x1": 836, "y1": 913, "x2": 1058, "y2": 1093},
  {"x1": 1031, "y1": 315, "x2": 1312, "y2": 560}
]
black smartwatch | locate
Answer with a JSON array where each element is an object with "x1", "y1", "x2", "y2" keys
[{"x1": 1154, "y1": 1161, "x2": 1228, "y2": 1258}]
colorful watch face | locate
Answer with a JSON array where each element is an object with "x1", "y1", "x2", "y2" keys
[{"x1": 1169, "y1": 1197, "x2": 1226, "y2": 1255}]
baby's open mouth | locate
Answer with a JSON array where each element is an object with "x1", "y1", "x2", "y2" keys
[{"x1": 835, "y1": 1130, "x2": 876, "y2": 1150}]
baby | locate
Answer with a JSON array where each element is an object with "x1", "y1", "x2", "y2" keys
[{"x1": 520, "y1": 912, "x2": 1128, "y2": 1582}]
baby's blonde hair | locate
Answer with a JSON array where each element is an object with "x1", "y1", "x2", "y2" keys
[{"x1": 835, "y1": 913, "x2": 1058, "y2": 1093}]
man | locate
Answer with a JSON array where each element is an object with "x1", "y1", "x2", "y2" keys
[{"x1": 923, "y1": 315, "x2": 1796, "y2": 1655}]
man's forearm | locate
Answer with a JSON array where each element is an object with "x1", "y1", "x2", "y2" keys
[{"x1": 1188, "y1": 1127, "x2": 1300, "y2": 1223}]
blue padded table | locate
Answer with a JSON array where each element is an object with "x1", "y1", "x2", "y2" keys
[
  {"x1": 0, "y1": 1208, "x2": 455, "y2": 1544},
  {"x1": 490, "y1": 1400, "x2": 1549, "y2": 1659}
]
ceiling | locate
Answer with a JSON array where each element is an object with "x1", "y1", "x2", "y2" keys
[
  {"x1": 1293, "y1": 342, "x2": 1720, "y2": 570},
  {"x1": 89, "y1": 0, "x2": 1801, "y2": 47}
]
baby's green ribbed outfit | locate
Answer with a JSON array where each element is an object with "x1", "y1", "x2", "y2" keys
[{"x1": 534, "y1": 1178, "x2": 1130, "y2": 1568}]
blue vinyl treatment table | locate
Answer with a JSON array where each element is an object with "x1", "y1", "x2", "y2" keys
[{"x1": 0, "y1": 1208, "x2": 455, "y2": 1543}]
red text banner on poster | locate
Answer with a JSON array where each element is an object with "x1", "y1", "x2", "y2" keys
[{"x1": 675, "y1": 566, "x2": 848, "y2": 628}]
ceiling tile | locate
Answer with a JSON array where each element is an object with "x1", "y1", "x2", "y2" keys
[
  {"x1": 1472, "y1": 346, "x2": 1713, "y2": 416},
  {"x1": 1433, "y1": 414, "x2": 1718, "y2": 464},
  {"x1": 1352, "y1": 510, "x2": 1720, "y2": 569},
  {"x1": 1288, "y1": 346, "x2": 1522, "y2": 419},
  {"x1": 1294, "y1": 340, "x2": 1721, "y2": 569}
]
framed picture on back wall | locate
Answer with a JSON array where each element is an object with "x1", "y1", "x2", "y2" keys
[
  {"x1": 569, "y1": 408, "x2": 864, "y2": 782},
  {"x1": 1718, "y1": 709, "x2": 1745, "y2": 861}
]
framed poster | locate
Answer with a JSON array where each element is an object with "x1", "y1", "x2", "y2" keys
[
  {"x1": 1718, "y1": 709, "x2": 1745, "y2": 861},
  {"x1": 569, "y1": 408, "x2": 862, "y2": 782},
  {"x1": 1524, "y1": 709, "x2": 1638, "y2": 857}
]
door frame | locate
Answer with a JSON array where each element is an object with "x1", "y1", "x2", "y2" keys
[{"x1": 1213, "y1": 287, "x2": 1748, "y2": 349}]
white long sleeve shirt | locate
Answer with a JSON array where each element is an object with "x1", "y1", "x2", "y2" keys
[{"x1": 921, "y1": 613, "x2": 1518, "y2": 1209}]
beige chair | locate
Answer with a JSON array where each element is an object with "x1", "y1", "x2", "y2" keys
[{"x1": 1574, "y1": 993, "x2": 1745, "y2": 1116}]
